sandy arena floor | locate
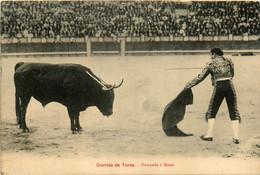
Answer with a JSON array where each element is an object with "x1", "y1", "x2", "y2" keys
[{"x1": 1, "y1": 54, "x2": 260, "y2": 174}]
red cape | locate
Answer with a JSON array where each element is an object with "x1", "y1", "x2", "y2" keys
[{"x1": 162, "y1": 88, "x2": 193, "y2": 136}]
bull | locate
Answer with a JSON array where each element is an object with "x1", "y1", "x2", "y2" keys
[{"x1": 14, "y1": 62, "x2": 123, "y2": 134}]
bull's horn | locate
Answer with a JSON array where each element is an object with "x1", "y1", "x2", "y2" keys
[
  {"x1": 113, "y1": 78, "x2": 124, "y2": 89},
  {"x1": 103, "y1": 79, "x2": 123, "y2": 91},
  {"x1": 86, "y1": 71, "x2": 111, "y2": 91}
]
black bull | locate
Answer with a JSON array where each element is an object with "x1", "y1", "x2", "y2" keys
[{"x1": 14, "y1": 62, "x2": 123, "y2": 133}]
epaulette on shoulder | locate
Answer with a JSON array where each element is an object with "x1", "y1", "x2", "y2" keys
[
  {"x1": 225, "y1": 57, "x2": 234, "y2": 64},
  {"x1": 206, "y1": 60, "x2": 213, "y2": 66}
]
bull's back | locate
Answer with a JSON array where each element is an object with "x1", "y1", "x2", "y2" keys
[
  {"x1": 15, "y1": 63, "x2": 88, "y2": 79},
  {"x1": 14, "y1": 63, "x2": 89, "y2": 105}
]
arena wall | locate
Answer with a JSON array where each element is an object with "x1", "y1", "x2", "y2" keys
[
  {"x1": 126, "y1": 41, "x2": 260, "y2": 51},
  {"x1": 1, "y1": 43, "x2": 86, "y2": 53},
  {"x1": 1, "y1": 39, "x2": 260, "y2": 56}
]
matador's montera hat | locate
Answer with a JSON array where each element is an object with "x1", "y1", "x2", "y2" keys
[{"x1": 210, "y1": 48, "x2": 224, "y2": 56}]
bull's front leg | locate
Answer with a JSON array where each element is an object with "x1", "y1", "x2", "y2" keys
[
  {"x1": 69, "y1": 116, "x2": 77, "y2": 134},
  {"x1": 68, "y1": 108, "x2": 81, "y2": 134},
  {"x1": 75, "y1": 114, "x2": 83, "y2": 132}
]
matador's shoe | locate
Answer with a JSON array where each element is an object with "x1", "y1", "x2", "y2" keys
[
  {"x1": 200, "y1": 135, "x2": 213, "y2": 141},
  {"x1": 233, "y1": 138, "x2": 239, "y2": 144}
]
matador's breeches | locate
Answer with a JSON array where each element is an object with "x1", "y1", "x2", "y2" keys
[{"x1": 206, "y1": 80, "x2": 241, "y2": 121}]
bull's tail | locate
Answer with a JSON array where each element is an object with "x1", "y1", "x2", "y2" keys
[
  {"x1": 15, "y1": 91, "x2": 21, "y2": 125},
  {"x1": 14, "y1": 62, "x2": 24, "y2": 125},
  {"x1": 15, "y1": 62, "x2": 24, "y2": 71}
]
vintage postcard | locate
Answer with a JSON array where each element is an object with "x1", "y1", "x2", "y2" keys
[{"x1": 1, "y1": 1, "x2": 260, "y2": 174}]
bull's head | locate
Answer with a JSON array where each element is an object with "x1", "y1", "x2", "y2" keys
[
  {"x1": 86, "y1": 71, "x2": 123, "y2": 117},
  {"x1": 97, "y1": 79, "x2": 123, "y2": 117}
]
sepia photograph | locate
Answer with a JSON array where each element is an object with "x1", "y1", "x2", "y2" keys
[{"x1": 1, "y1": 0, "x2": 260, "y2": 174}]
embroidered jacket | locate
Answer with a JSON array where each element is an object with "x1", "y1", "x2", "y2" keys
[{"x1": 185, "y1": 57, "x2": 234, "y2": 88}]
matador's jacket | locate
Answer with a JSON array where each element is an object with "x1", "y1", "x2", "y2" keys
[
  {"x1": 185, "y1": 57, "x2": 234, "y2": 88},
  {"x1": 185, "y1": 56, "x2": 241, "y2": 122}
]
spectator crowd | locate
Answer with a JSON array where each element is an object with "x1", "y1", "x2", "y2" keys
[{"x1": 1, "y1": 1, "x2": 259, "y2": 38}]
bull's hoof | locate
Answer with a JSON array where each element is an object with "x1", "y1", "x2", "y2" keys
[
  {"x1": 78, "y1": 131, "x2": 82, "y2": 134},
  {"x1": 77, "y1": 127, "x2": 84, "y2": 131},
  {"x1": 22, "y1": 128, "x2": 30, "y2": 133},
  {"x1": 72, "y1": 131, "x2": 78, "y2": 134}
]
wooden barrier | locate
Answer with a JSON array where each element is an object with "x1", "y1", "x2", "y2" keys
[
  {"x1": 1, "y1": 50, "x2": 259, "y2": 57},
  {"x1": 1, "y1": 37, "x2": 260, "y2": 57},
  {"x1": 1, "y1": 51, "x2": 88, "y2": 57}
]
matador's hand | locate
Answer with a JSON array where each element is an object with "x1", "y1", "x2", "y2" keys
[{"x1": 184, "y1": 82, "x2": 190, "y2": 89}]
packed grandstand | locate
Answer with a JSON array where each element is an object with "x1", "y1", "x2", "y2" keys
[{"x1": 1, "y1": 1, "x2": 259, "y2": 39}]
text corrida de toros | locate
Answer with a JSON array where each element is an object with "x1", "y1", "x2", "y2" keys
[
  {"x1": 96, "y1": 163, "x2": 174, "y2": 167},
  {"x1": 96, "y1": 163, "x2": 135, "y2": 167}
]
